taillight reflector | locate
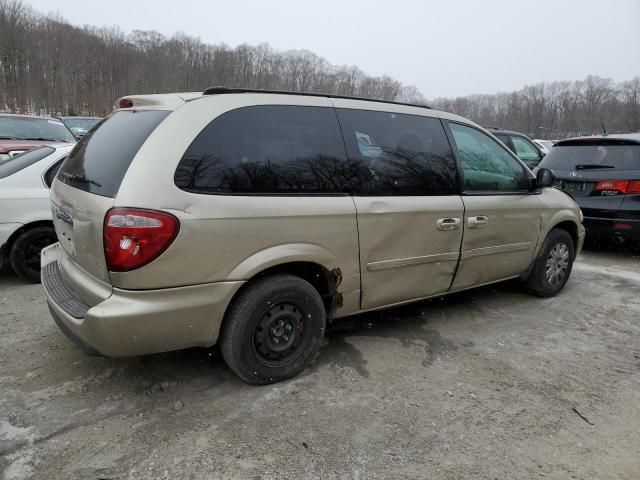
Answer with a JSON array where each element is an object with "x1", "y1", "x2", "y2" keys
[
  {"x1": 594, "y1": 180, "x2": 640, "y2": 195},
  {"x1": 104, "y1": 208, "x2": 179, "y2": 272},
  {"x1": 614, "y1": 223, "x2": 633, "y2": 231}
]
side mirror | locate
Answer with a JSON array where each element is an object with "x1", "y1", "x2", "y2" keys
[{"x1": 536, "y1": 168, "x2": 555, "y2": 188}]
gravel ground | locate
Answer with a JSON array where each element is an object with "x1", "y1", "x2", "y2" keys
[{"x1": 1, "y1": 243, "x2": 639, "y2": 480}]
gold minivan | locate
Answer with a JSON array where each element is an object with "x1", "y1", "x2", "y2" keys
[{"x1": 42, "y1": 88, "x2": 585, "y2": 384}]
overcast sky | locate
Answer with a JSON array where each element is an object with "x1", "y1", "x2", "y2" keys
[{"x1": 28, "y1": 0, "x2": 640, "y2": 98}]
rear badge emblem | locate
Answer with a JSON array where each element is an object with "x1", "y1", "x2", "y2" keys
[
  {"x1": 569, "y1": 171, "x2": 577, "y2": 177},
  {"x1": 54, "y1": 205, "x2": 74, "y2": 226}
]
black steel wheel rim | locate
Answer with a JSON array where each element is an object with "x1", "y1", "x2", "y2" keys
[
  {"x1": 253, "y1": 301, "x2": 308, "y2": 366},
  {"x1": 23, "y1": 234, "x2": 57, "y2": 272}
]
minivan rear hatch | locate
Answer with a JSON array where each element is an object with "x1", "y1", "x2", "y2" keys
[
  {"x1": 51, "y1": 110, "x2": 170, "y2": 284},
  {"x1": 538, "y1": 138, "x2": 640, "y2": 218}
]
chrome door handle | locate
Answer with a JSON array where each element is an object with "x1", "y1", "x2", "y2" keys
[
  {"x1": 468, "y1": 215, "x2": 489, "y2": 229},
  {"x1": 436, "y1": 217, "x2": 461, "y2": 231}
]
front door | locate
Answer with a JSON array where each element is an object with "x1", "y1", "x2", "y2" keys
[
  {"x1": 447, "y1": 122, "x2": 542, "y2": 290},
  {"x1": 333, "y1": 104, "x2": 464, "y2": 309}
]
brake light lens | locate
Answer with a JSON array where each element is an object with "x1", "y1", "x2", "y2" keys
[
  {"x1": 119, "y1": 98, "x2": 134, "y2": 108},
  {"x1": 104, "y1": 208, "x2": 179, "y2": 272},
  {"x1": 594, "y1": 180, "x2": 640, "y2": 195}
]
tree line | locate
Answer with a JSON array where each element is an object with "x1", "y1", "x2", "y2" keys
[
  {"x1": 431, "y1": 75, "x2": 640, "y2": 139},
  {"x1": 0, "y1": 0, "x2": 424, "y2": 116},
  {"x1": 1, "y1": 0, "x2": 638, "y2": 139}
]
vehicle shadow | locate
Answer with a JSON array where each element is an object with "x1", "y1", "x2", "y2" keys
[
  {"x1": 582, "y1": 236, "x2": 640, "y2": 256},
  {"x1": 0, "y1": 265, "x2": 31, "y2": 289},
  {"x1": 95, "y1": 280, "x2": 522, "y2": 391}
]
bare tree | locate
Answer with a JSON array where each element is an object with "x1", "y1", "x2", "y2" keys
[{"x1": 0, "y1": 0, "x2": 420, "y2": 115}]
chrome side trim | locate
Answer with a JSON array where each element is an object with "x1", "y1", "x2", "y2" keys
[
  {"x1": 367, "y1": 252, "x2": 459, "y2": 272},
  {"x1": 461, "y1": 242, "x2": 532, "y2": 260}
]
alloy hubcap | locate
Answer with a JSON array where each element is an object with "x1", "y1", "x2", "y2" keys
[
  {"x1": 254, "y1": 302, "x2": 305, "y2": 363},
  {"x1": 545, "y1": 242, "x2": 570, "y2": 287}
]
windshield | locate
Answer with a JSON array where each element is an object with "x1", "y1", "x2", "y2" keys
[
  {"x1": 539, "y1": 143, "x2": 640, "y2": 171},
  {"x1": 0, "y1": 116, "x2": 76, "y2": 142},
  {"x1": 63, "y1": 117, "x2": 101, "y2": 132}
]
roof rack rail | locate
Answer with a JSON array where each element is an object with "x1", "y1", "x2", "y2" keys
[{"x1": 201, "y1": 86, "x2": 431, "y2": 110}]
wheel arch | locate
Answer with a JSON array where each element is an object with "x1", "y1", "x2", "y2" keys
[
  {"x1": 218, "y1": 258, "x2": 342, "y2": 342},
  {"x1": 2, "y1": 220, "x2": 54, "y2": 260},
  {"x1": 552, "y1": 220, "x2": 579, "y2": 253}
]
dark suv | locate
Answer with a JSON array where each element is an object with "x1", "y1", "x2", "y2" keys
[
  {"x1": 488, "y1": 128, "x2": 546, "y2": 169},
  {"x1": 537, "y1": 134, "x2": 640, "y2": 242}
]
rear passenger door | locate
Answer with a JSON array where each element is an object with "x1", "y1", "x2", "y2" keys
[
  {"x1": 446, "y1": 122, "x2": 541, "y2": 290},
  {"x1": 334, "y1": 103, "x2": 464, "y2": 310}
]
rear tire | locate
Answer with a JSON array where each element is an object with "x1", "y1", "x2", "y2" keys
[
  {"x1": 9, "y1": 226, "x2": 58, "y2": 283},
  {"x1": 525, "y1": 228, "x2": 575, "y2": 297},
  {"x1": 219, "y1": 274, "x2": 326, "y2": 385}
]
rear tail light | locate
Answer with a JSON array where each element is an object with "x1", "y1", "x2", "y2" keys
[
  {"x1": 594, "y1": 180, "x2": 640, "y2": 195},
  {"x1": 104, "y1": 208, "x2": 179, "y2": 272}
]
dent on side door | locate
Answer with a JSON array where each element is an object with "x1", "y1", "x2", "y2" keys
[{"x1": 354, "y1": 195, "x2": 464, "y2": 309}]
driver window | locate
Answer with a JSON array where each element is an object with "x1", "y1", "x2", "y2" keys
[{"x1": 449, "y1": 123, "x2": 529, "y2": 193}]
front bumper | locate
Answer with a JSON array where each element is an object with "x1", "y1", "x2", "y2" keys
[
  {"x1": 583, "y1": 216, "x2": 640, "y2": 239},
  {"x1": 577, "y1": 223, "x2": 586, "y2": 254},
  {"x1": 41, "y1": 243, "x2": 244, "y2": 357}
]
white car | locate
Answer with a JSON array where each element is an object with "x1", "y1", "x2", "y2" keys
[
  {"x1": 533, "y1": 139, "x2": 555, "y2": 154},
  {"x1": 0, "y1": 144, "x2": 73, "y2": 282}
]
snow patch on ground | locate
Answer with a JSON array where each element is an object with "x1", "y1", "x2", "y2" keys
[{"x1": 574, "y1": 262, "x2": 640, "y2": 283}]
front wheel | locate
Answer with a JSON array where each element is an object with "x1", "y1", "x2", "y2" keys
[
  {"x1": 219, "y1": 274, "x2": 326, "y2": 384},
  {"x1": 524, "y1": 228, "x2": 575, "y2": 297},
  {"x1": 9, "y1": 226, "x2": 58, "y2": 283}
]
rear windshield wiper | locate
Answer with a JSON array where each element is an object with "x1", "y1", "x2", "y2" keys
[
  {"x1": 60, "y1": 171, "x2": 102, "y2": 187},
  {"x1": 574, "y1": 164, "x2": 615, "y2": 170},
  {"x1": 0, "y1": 135, "x2": 20, "y2": 140}
]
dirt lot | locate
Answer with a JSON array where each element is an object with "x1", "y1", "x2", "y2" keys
[{"x1": 1, "y1": 244, "x2": 639, "y2": 480}]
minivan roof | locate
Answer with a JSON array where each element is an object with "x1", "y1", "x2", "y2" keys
[
  {"x1": 116, "y1": 87, "x2": 432, "y2": 112},
  {"x1": 114, "y1": 88, "x2": 480, "y2": 130}
]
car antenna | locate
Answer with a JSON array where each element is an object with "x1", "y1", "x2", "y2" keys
[{"x1": 601, "y1": 122, "x2": 608, "y2": 136}]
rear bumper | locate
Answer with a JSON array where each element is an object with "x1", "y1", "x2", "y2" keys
[
  {"x1": 41, "y1": 243, "x2": 244, "y2": 357},
  {"x1": 583, "y1": 216, "x2": 640, "y2": 239}
]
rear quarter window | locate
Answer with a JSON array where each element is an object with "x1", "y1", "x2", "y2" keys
[{"x1": 58, "y1": 110, "x2": 170, "y2": 197}]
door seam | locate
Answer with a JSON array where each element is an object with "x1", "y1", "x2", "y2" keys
[{"x1": 448, "y1": 196, "x2": 466, "y2": 291}]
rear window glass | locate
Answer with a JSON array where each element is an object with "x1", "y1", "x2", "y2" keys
[
  {"x1": 539, "y1": 143, "x2": 640, "y2": 171},
  {"x1": 0, "y1": 146, "x2": 55, "y2": 179},
  {"x1": 175, "y1": 105, "x2": 349, "y2": 194},
  {"x1": 58, "y1": 110, "x2": 169, "y2": 197}
]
